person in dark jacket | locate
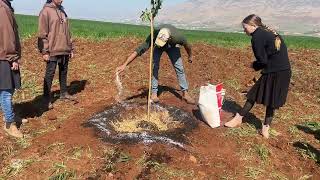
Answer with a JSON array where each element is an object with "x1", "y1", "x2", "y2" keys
[
  {"x1": 38, "y1": 0, "x2": 75, "y2": 109},
  {"x1": 225, "y1": 14, "x2": 291, "y2": 138},
  {"x1": 116, "y1": 24, "x2": 195, "y2": 104},
  {"x1": 0, "y1": 0, "x2": 24, "y2": 138}
]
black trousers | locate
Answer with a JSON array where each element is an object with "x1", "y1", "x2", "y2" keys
[
  {"x1": 239, "y1": 100, "x2": 275, "y2": 126},
  {"x1": 43, "y1": 55, "x2": 69, "y2": 97}
]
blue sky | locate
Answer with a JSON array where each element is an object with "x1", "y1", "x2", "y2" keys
[{"x1": 12, "y1": 0, "x2": 187, "y2": 22}]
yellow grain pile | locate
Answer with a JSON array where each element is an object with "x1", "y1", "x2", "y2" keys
[{"x1": 111, "y1": 110, "x2": 181, "y2": 133}]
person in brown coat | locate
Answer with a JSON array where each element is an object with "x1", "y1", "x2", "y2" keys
[
  {"x1": 38, "y1": 0, "x2": 74, "y2": 109},
  {"x1": 0, "y1": 0, "x2": 24, "y2": 138}
]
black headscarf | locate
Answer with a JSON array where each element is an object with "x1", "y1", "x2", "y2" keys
[{"x1": 3, "y1": 0, "x2": 14, "y2": 12}]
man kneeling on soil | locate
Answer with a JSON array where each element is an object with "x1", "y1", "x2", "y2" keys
[
  {"x1": 0, "y1": 0, "x2": 24, "y2": 138},
  {"x1": 116, "y1": 24, "x2": 195, "y2": 104},
  {"x1": 38, "y1": 0, "x2": 75, "y2": 109}
]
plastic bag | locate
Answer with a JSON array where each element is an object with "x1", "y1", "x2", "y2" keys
[{"x1": 198, "y1": 83, "x2": 225, "y2": 128}]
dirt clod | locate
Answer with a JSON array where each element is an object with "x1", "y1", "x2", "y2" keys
[{"x1": 189, "y1": 155, "x2": 198, "y2": 164}]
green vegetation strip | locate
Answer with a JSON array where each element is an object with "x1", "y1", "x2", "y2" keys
[{"x1": 16, "y1": 14, "x2": 320, "y2": 49}]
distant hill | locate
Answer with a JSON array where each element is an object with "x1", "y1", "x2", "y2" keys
[{"x1": 157, "y1": 0, "x2": 320, "y2": 36}]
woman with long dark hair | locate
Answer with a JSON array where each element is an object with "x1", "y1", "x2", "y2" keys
[{"x1": 225, "y1": 14, "x2": 291, "y2": 138}]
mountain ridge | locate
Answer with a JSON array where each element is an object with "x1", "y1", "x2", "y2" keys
[{"x1": 157, "y1": 0, "x2": 320, "y2": 36}]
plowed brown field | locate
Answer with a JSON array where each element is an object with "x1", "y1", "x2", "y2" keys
[{"x1": 0, "y1": 37, "x2": 319, "y2": 179}]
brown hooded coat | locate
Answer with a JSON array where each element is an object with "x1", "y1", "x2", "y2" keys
[
  {"x1": 0, "y1": 0, "x2": 21, "y2": 62},
  {"x1": 38, "y1": 3, "x2": 73, "y2": 56}
]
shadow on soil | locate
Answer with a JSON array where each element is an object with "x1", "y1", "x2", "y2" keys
[
  {"x1": 293, "y1": 142, "x2": 320, "y2": 164},
  {"x1": 296, "y1": 123, "x2": 320, "y2": 140},
  {"x1": 14, "y1": 80, "x2": 87, "y2": 119},
  {"x1": 136, "y1": 152, "x2": 172, "y2": 179},
  {"x1": 192, "y1": 98, "x2": 263, "y2": 129},
  {"x1": 294, "y1": 122, "x2": 320, "y2": 164},
  {"x1": 125, "y1": 85, "x2": 182, "y2": 101}
]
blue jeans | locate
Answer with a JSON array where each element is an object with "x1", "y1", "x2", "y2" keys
[
  {"x1": 0, "y1": 90, "x2": 15, "y2": 123},
  {"x1": 152, "y1": 46, "x2": 189, "y2": 93}
]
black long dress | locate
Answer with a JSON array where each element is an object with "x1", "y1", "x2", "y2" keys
[
  {"x1": 246, "y1": 27, "x2": 291, "y2": 109},
  {"x1": 0, "y1": 60, "x2": 21, "y2": 90}
]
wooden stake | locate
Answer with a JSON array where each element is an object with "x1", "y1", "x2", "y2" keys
[{"x1": 147, "y1": 13, "x2": 154, "y2": 121}]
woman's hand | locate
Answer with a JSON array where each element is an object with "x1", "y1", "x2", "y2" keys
[{"x1": 252, "y1": 61, "x2": 266, "y2": 71}]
